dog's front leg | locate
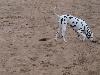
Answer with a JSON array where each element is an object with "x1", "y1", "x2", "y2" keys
[
  {"x1": 62, "y1": 24, "x2": 67, "y2": 42},
  {"x1": 55, "y1": 21, "x2": 62, "y2": 41},
  {"x1": 55, "y1": 26, "x2": 61, "y2": 41}
]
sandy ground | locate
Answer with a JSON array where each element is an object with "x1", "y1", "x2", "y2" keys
[{"x1": 0, "y1": 0, "x2": 100, "y2": 75}]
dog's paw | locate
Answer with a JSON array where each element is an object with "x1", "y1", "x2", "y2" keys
[
  {"x1": 54, "y1": 38, "x2": 57, "y2": 41},
  {"x1": 64, "y1": 40, "x2": 67, "y2": 42}
]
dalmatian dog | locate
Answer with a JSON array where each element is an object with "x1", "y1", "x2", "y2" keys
[{"x1": 54, "y1": 9, "x2": 93, "y2": 42}]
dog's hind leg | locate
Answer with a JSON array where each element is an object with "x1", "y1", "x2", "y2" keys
[{"x1": 61, "y1": 24, "x2": 67, "y2": 42}]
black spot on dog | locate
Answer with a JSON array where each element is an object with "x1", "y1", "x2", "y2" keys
[
  {"x1": 77, "y1": 19, "x2": 79, "y2": 21},
  {"x1": 79, "y1": 28, "x2": 82, "y2": 30},
  {"x1": 86, "y1": 25, "x2": 88, "y2": 27},
  {"x1": 87, "y1": 30, "x2": 89, "y2": 32},
  {"x1": 71, "y1": 25, "x2": 76, "y2": 27},
  {"x1": 87, "y1": 27, "x2": 90, "y2": 31},
  {"x1": 80, "y1": 27, "x2": 84, "y2": 31},
  {"x1": 80, "y1": 32, "x2": 83, "y2": 33},
  {"x1": 87, "y1": 27, "x2": 89, "y2": 29},
  {"x1": 86, "y1": 32, "x2": 91, "y2": 37},
  {"x1": 84, "y1": 26, "x2": 85, "y2": 30},
  {"x1": 64, "y1": 16, "x2": 67, "y2": 18},
  {"x1": 39, "y1": 38, "x2": 49, "y2": 41},
  {"x1": 76, "y1": 22, "x2": 78, "y2": 24},
  {"x1": 69, "y1": 17, "x2": 73, "y2": 19},
  {"x1": 64, "y1": 19, "x2": 66, "y2": 21},
  {"x1": 61, "y1": 18, "x2": 63, "y2": 24},
  {"x1": 78, "y1": 34, "x2": 80, "y2": 37},
  {"x1": 72, "y1": 21, "x2": 74, "y2": 23},
  {"x1": 83, "y1": 20, "x2": 85, "y2": 21},
  {"x1": 81, "y1": 22, "x2": 83, "y2": 26},
  {"x1": 64, "y1": 22, "x2": 66, "y2": 24}
]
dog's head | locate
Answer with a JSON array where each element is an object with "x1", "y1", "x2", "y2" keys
[{"x1": 87, "y1": 32, "x2": 93, "y2": 41}]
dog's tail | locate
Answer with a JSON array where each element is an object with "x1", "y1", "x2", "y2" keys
[{"x1": 53, "y1": 7, "x2": 60, "y2": 17}]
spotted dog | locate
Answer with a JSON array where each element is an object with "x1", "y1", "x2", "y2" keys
[{"x1": 54, "y1": 11, "x2": 93, "y2": 42}]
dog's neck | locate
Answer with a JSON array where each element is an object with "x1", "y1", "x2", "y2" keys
[{"x1": 66, "y1": 14, "x2": 73, "y2": 24}]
